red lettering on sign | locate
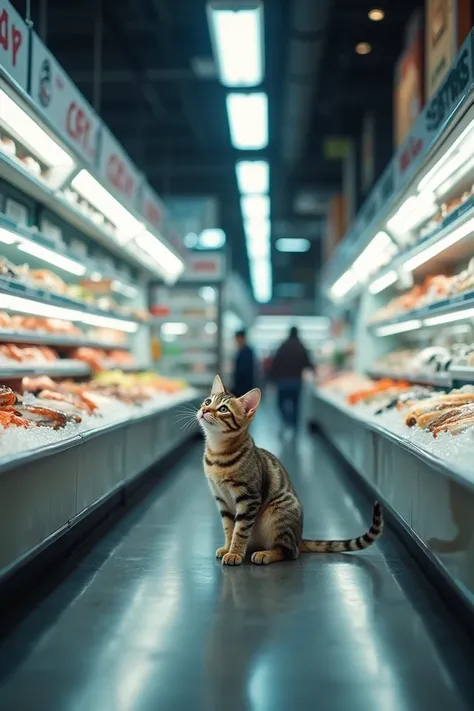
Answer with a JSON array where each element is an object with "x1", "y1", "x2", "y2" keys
[
  {"x1": 193, "y1": 261, "x2": 217, "y2": 272},
  {"x1": 0, "y1": 8, "x2": 22, "y2": 67},
  {"x1": 399, "y1": 136, "x2": 423, "y2": 174},
  {"x1": 145, "y1": 201, "x2": 161, "y2": 228},
  {"x1": 66, "y1": 102, "x2": 94, "y2": 158},
  {"x1": 107, "y1": 155, "x2": 135, "y2": 199}
]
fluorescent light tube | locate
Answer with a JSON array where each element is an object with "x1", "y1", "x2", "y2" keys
[
  {"x1": 236, "y1": 160, "x2": 269, "y2": 193},
  {"x1": 135, "y1": 230, "x2": 184, "y2": 283},
  {"x1": 387, "y1": 193, "x2": 436, "y2": 234},
  {"x1": 330, "y1": 269, "x2": 358, "y2": 299},
  {"x1": 0, "y1": 89, "x2": 74, "y2": 169},
  {"x1": 111, "y1": 280, "x2": 138, "y2": 298},
  {"x1": 198, "y1": 228, "x2": 226, "y2": 249},
  {"x1": 375, "y1": 319, "x2": 422, "y2": 336},
  {"x1": 72, "y1": 169, "x2": 143, "y2": 239},
  {"x1": 207, "y1": 2, "x2": 264, "y2": 87},
  {"x1": 369, "y1": 270, "x2": 398, "y2": 294},
  {"x1": 418, "y1": 119, "x2": 474, "y2": 194},
  {"x1": 241, "y1": 194, "x2": 270, "y2": 219},
  {"x1": 226, "y1": 93, "x2": 268, "y2": 149},
  {"x1": 0, "y1": 293, "x2": 138, "y2": 332},
  {"x1": 246, "y1": 237, "x2": 269, "y2": 258},
  {"x1": 17, "y1": 240, "x2": 86, "y2": 276},
  {"x1": 423, "y1": 308, "x2": 474, "y2": 327},
  {"x1": 162, "y1": 322, "x2": 188, "y2": 335},
  {"x1": 275, "y1": 238, "x2": 310, "y2": 252},
  {"x1": 250, "y1": 258, "x2": 271, "y2": 302},
  {"x1": 0, "y1": 227, "x2": 17, "y2": 244},
  {"x1": 403, "y1": 217, "x2": 474, "y2": 272},
  {"x1": 245, "y1": 217, "x2": 270, "y2": 242}
]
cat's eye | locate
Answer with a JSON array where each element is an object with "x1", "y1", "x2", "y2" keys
[
  {"x1": 218, "y1": 405, "x2": 228, "y2": 413},
  {"x1": 204, "y1": 398, "x2": 212, "y2": 406}
]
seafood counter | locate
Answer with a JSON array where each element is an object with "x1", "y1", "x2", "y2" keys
[{"x1": 314, "y1": 373, "x2": 474, "y2": 480}]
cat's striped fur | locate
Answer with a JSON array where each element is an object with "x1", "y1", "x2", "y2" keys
[{"x1": 197, "y1": 375, "x2": 383, "y2": 566}]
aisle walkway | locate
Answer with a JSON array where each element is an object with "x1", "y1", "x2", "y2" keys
[{"x1": 0, "y1": 403, "x2": 473, "y2": 710}]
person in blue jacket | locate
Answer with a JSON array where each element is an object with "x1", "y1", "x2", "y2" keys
[{"x1": 233, "y1": 329, "x2": 256, "y2": 397}]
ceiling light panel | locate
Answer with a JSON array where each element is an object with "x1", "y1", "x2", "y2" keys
[
  {"x1": 207, "y1": 2, "x2": 264, "y2": 87},
  {"x1": 236, "y1": 160, "x2": 269, "y2": 193},
  {"x1": 226, "y1": 93, "x2": 268, "y2": 150},
  {"x1": 276, "y1": 238, "x2": 310, "y2": 252},
  {"x1": 241, "y1": 194, "x2": 270, "y2": 220}
]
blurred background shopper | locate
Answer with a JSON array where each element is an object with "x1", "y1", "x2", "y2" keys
[
  {"x1": 233, "y1": 329, "x2": 256, "y2": 397},
  {"x1": 270, "y1": 326, "x2": 312, "y2": 433}
]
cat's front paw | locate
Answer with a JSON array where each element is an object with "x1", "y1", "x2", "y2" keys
[
  {"x1": 222, "y1": 552, "x2": 243, "y2": 566},
  {"x1": 215, "y1": 546, "x2": 229, "y2": 559}
]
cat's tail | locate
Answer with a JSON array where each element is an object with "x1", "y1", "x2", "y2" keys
[{"x1": 299, "y1": 501, "x2": 383, "y2": 553}]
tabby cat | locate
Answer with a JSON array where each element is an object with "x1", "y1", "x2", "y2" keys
[{"x1": 197, "y1": 375, "x2": 383, "y2": 566}]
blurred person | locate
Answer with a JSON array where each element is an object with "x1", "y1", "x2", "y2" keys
[
  {"x1": 233, "y1": 329, "x2": 256, "y2": 397},
  {"x1": 270, "y1": 326, "x2": 312, "y2": 432}
]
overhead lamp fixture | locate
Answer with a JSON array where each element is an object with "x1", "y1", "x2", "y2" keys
[
  {"x1": 246, "y1": 237, "x2": 270, "y2": 258},
  {"x1": 275, "y1": 238, "x2": 310, "y2": 252},
  {"x1": 375, "y1": 319, "x2": 422, "y2": 337},
  {"x1": 369, "y1": 270, "x2": 398, "y2": 295},
  {"x1": 226, "y1": 93, "x2": 268, "y2": 149},
  {"x1": 135, "y1": 230, "x2": 184, "y2": 283},
  {"x1": 244, "y1": 216, "x2": 271, "y2": 242},
  {"x1": 71, "y1": 170, "x2": 143, "y2": 240},
  {"x1": 198, "y1": 228, "x2": 226, "y2": 249},
  {"x1": 0, "y1": 227, "x2": 17, "y2": 244},
  {"x1": 403, "y1": 217, "x2": 474, "y2": 272},
  {"x1": 235, "y1": 160, "x2": 269, "y2": 193},
  {"x1": 355, "y1": 42, "x2": 372, "y2": 55},
  {"x1": 250, "y1": 257, "x2": 272, "y2": 303},
  {"x1": 368, "y1": 9, "x2": 384, "y2": 21},
  {"x1": 241, "y1": 194, "x2": 270, "y2": 220},
  {"x1": 206, "y1": 1, "x2": 264, "y2": 87},
  {"x1": 0, "y1": 89, "x2": 74, "y2": 169},
  {"x1": 423, "y1": 308, "x2": 474, "y2": 327},
  {"x1": 17, "y1": 240, "x2": 86, "y2": 276},
  {"x1": 184, "y1": 232, "x2": 198, "y2": 248},
  {"x1": 0, "y1": 293, "x2": 138, "y2": 332}
]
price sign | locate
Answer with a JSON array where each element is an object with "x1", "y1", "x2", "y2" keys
[
  {"x1": 97, "y1": 126, "x2": 139, "y2": 208},
  {"x1": 30, "y1": 33, "x2": 100, "y2": 166},
  {"x1": 0, "y1": 1, "x2": 28, "y2": 90}
]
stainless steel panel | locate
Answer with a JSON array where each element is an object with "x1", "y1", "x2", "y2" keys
[{"x1": 76, "y1": 427, "x2": 127, "y2": 516}]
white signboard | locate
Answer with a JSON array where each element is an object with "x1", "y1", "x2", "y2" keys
[
  {"x1": 183, "y1": 253, "x2": 225, "y2": 282},
  {"x1": 97, "y1": 126, "x2": 140, "y2": 209},
  {"x1": 0, "y1": 1, "x2": 29, "y2": 90},
  {"x1": 30, "y1": 33, "x2": 100, "y2": 166},
  {"x1": 139, "y1": 182, "x2": 165, "y2": 230}
]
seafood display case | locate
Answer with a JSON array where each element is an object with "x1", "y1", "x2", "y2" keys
[
  {"x1": 0, "y1": 4, "x2": 201, "y2": 590},
  {"x1": 313, "y1": 31, "x2": 474, "y2": 608}
]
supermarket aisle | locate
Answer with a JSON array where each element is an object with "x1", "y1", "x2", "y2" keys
[{"x1": 0, "y1": 404, "x2": 473, "y2": 711}]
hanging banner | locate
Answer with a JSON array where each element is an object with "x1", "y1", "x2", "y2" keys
[
  {"x1": 97, "y1": 126, "x2": 140, "y2": 209},
  {"x1": 0, "y1": 1, "x2": 29, "y2": 91},
  {"x1": 30, "y1": 33, "x2": 100, "y2": 166}
]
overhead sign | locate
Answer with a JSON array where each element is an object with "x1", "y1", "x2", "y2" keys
[
  {"x1": 139, "y1": 182, "x2": 165, "y2": 230},
  {"x1": 30, "y1": 33, "x2": 100, "y2": 166},
  {"x1": 97, "y1": 126, "x2": 140, "y2": 208},
  {"x1": 0, "y1": 1, "x2": 29, "y2": 90},
  {"x1": 182, "y1": 252, "x2": 225, "y2": 282}
]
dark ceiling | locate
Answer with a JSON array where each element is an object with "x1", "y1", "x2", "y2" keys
[{"x1": 12, "y1": 0, "x2": 423, "y2": 308}]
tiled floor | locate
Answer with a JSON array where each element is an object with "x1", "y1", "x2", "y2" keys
[{"x1": 0, "y1": 403, "x2": 473, "y2": 710}]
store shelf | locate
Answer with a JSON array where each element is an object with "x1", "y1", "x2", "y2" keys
[
  {"x1": 0, "y1": 275, "x2": 143, "y2": 327},
  {"x1": 185, "y1": 372, "x2": 214, "y2": 386},
  {"x1": 0, "y1": 359, "x2": 90, "y2": 379},
  {"x1": 162, "y1": 352, "x2": 217, "y2": 365},
  {"x1": 448, "y1": 365, "x2": 474, "y2": 382},
  {"x1": 368, "y1": 370, "x2": 452, "y2": 387},
  {"x1": 369, "y1": 289, "x2": 474, "y2": 334},
  {"x1": 0, "y1": 330, "x2": 129, "y2": 350}
]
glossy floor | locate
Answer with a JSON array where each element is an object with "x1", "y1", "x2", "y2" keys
[{"x1": 0, "y1": 405, "x2": 474, "y2": 710}]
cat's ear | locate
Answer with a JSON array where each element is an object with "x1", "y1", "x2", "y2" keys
[
  {"x1": 238, "y1": 388, "x2": 261, "y2": 417},
  {"x1": 211, "y1": 374, "x2": 226, "y2": 396}
]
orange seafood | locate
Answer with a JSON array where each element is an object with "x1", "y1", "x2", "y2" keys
[
  {"x1": 0, "y1": 386, "x2": 17, "y2": 407},
  {"x1": 9, "y1": 404, "x2": 69, "y2": 429},
  {"x1": 0, "y1": 410, "x2": 28, "y2": 428}
]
